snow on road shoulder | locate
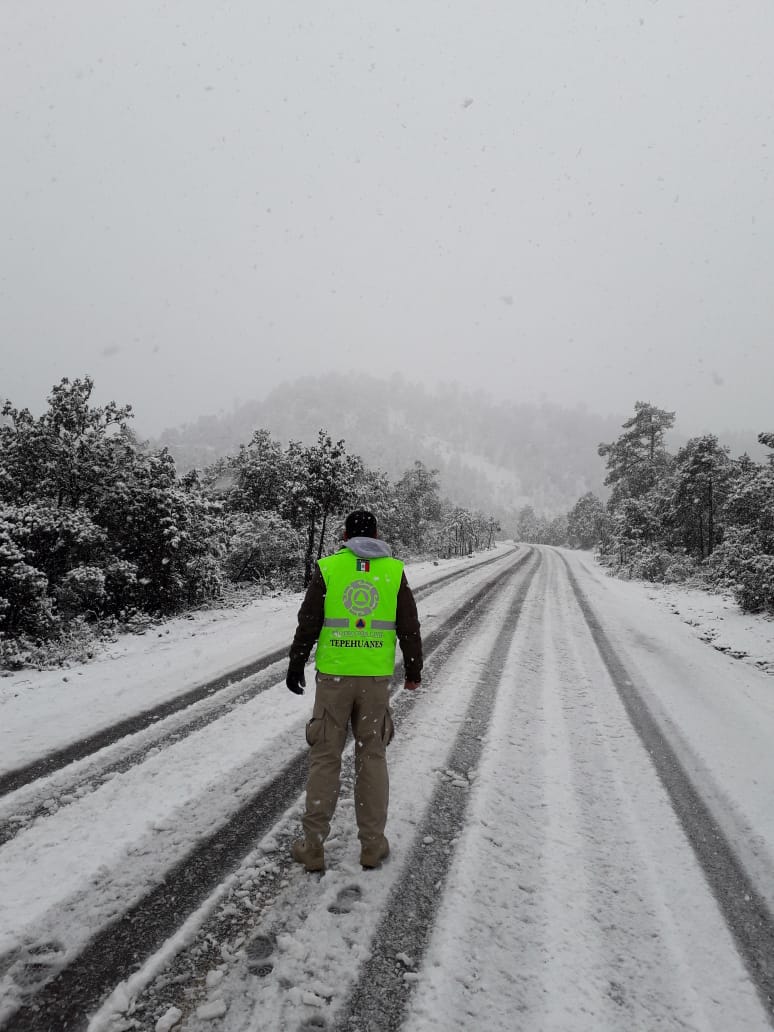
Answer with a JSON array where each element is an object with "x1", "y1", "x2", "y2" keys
[
  {"x1": 642, "y1": 578, "x2": 774, "y2": 674},
  {"x1": 566, "y1": 550, "x2": 774, "y2": 677},
  {"x1": 560, "y1": 547, "x2": 774, "y2": 910}
]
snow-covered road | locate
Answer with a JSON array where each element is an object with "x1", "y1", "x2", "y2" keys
[{"x1": 1, "y1": 546, "x2": 773, "y2": 1031}]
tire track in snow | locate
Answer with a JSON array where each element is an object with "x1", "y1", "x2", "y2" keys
[
  {"x1": 0, "y1": 550, "x2": 530, "y2": 1032},
  {"x1": 0, "y1": 647, "x2": 287, "y2": 799},
  {"x1": 530, "y1": 552, "x2": 764, "y2": 1028},
  {"x1": 0, "y1": 664, "x2": 285, "y2": 847},
  {"x1": 333, "y1": 550, "x2": 542, "y2": 1032},
  {"x1": 398, "y1": 548, "x2": 770, "y2": 1031},
  {"x1": 561, "y1": 554, "x2": 774, "y2": 1025},
  {"x1": 91, "y1": 552, "x2": 537, "y2": 1032},
  {"x1": 0, "y1": 549, "x2": 516, "y2": 801},
  {"x1": 0, "y1": 549, "x2": 520, "y2": 844}
]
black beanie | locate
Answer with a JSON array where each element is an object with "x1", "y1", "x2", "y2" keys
[{"x1": 345, "y1": 510, "x2": 377, "y2": 538}]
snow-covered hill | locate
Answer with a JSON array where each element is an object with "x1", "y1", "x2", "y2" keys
[{"x1": 154, "y1": 375, "x2": 623, "y2": 516}]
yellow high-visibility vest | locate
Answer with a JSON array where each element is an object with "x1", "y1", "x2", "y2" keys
[{"x1": 315, "y1": 549, "x2": 404, "y2": 676}]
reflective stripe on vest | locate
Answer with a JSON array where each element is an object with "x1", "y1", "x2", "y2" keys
[
  {"x1": 323, "y1": 618, "x2": 396, "y2": 630},
  {"x1": 315, "y1": 549, "x2": 404, "y2": 676}
]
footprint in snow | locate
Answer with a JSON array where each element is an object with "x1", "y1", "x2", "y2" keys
[
  {"x1": 245, "y1": 932, "x2": 276, "y2": 977},
  {"x1": 298, "y1": 1017, "x2": 327, "y2": 1031},
  {"x1": 328, "y1": 884, "x2": 362, "y2": 914},
  {"x1": 11, "y1": 941, "x2": 66, "y2": 988}
]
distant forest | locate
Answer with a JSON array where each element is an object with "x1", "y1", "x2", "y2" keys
[
  {"x1": 0, "y1": 377, "x2": 499, "y2": 669},
  {"x1": 156, "y1": 375, "x2": 768, "y2": 522},
  {"x1": 156, "y1": 374, "x2": 624, "y2": 518},
  {"x1": 561, "y1": 403, "x2": 774, "y2": 616},
  {"x1": 2, "y1": 376, "x2": 772, "y2": 670}
]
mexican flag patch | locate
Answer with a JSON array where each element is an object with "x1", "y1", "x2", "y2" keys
[{"x1": 356, "y1": 559, "x2": 370, "y2": 572}]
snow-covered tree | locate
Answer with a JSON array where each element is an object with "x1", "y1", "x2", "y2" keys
[
  {"x1": 666, "y1": 435, "x2": 733, "y2": 559},
  {"x1": 228, "y1": 429, "x2": 287, "y2": 514},
  {"x1": 393, "y1": 461, "x2": 443, "y2": 550},
  {"x1": 516, "y1": 505, "x2": 547, "y2": 544},
  {"x1": 0, "y1": 376, "x2": 134, "y2": 509},
  {"x1": 282, "y1": 432, "x2": 361, "y2": 585},
  {"x1": 1, "y1": 379, "x2": 503, "y2": 663},
  {"x1": 567, "y1": 492, "x2": 609, "y2": 549},
  {"x1": 711, "y1": 459, "x2": 774, "y2": 612},
  {"x1": 598, "y1": 402, "x2": 675, "y2": 506},
  {"x1": 342, "y1": 467, "x2": 404, "y2": 551},
  {"x1": 91, "y1": 447, "x2": 224, "y2": 612},
  {"x1": 0, "y1": 378, "x2": 225, "y2": 646},
  {"x1": 3, "y1": 503, "x2": 106, "y2": 584},
  {"x1": 0, "y1": 513, "x2": 53, "y2": 636}
]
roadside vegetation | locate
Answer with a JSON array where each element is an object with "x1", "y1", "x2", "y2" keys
[
  {"x1": 0, "y1": 377, "x2": 499, "y2": 670},
  {"x1": 558, "y1": 402, "x2": 774, "y2": 615}
]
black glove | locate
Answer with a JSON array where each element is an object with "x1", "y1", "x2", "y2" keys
[{"x1": 286, "y1": 668, "x2": 306, "y2": 695}]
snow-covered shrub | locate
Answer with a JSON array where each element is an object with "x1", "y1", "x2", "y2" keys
[
  {"x1": 2, "y1": 503, "x2": 105, "y2": 584},
  {"x1": 226, "y1": 513, "x2": 304, "y2": 587},
  {"x1": 567, "y1": 492, "x2": 610, "y2": 549},
  {"x1": 711, "y1": 465, "x2": 774, "y2": 613},
  {"x1": 54, "y1": 565, "x2": 107, "y2": 619},
  {"x1": 0, "y1": 503, "x2": 109, "y2": 641},
  {"x1": 93, "y1": 449, "x2": 225, "y2": 614},
  {"x1": 711, "y1": 527, "x2": 774, "y2": 613},
  {"x1": 624, "y1": 547, "x2": 697, "y2": 584},
  {"x1": 185, "y1": 553, "x2": 225, "y2": 605},
  {"x1": 661, "y1": 552, "x2": 697, "y2": 584},
  {"x1": 626, "y1": 547, "x2": 668, "y2": 582},
  {"x1": 39, "y1": 616, "x2": 101, "y2": 665},
  {"x1": 0, "y1": 633, "x2": 32, "y2": 670},
  {"x1": 0, "y1": 519, "x2": 54, "y2": 636},
  {"x1": 736, "y1": 554, "x2": 774, "y2": 613},
  {"x1": 102, "y1": 558, "x2": 141, "y2": 616},
  {"x1": 1, "y1": 618, "x2": 102, "y2": 670}
]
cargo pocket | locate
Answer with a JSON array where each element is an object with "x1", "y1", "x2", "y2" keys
[
  {"x1": 305, "y1": 702, "x2": 327, "y2": 747},
  {"x1": 381, "y1": 708, "x2": 395, "y2": 747}
]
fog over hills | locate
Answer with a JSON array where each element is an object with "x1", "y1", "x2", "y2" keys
[
  {"x1": 156, "y1": 376, "x2": 620, "y2": 517},
  {"x1": 155, "y1": 375, "x2": 769, "y2": 520}
]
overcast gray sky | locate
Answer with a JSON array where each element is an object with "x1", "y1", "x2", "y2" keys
[{"x1": 1, "y1": 0, "x2": 772, "y2": 437}]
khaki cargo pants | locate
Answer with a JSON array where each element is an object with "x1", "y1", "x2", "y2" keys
[{"x1": 303, "y1": 672, "x2": 394, "y2": 849}]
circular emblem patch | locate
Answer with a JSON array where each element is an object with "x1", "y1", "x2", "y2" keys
[{"x1": 342, "y1": 579, "x2": 380, "y2": 617}]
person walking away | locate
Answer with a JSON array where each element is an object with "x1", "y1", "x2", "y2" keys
[{"x1": 286, "y1": 509, "x2": 423, "y2": 872}]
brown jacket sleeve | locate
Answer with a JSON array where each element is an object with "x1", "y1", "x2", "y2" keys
[
  {"x1": 288, "y1": 566, "x2": 325, "y2": 672},
  {"x1": 396, "y1": 573, "x2": 423, "y2": 683}
]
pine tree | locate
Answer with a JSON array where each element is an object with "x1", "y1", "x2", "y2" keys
[
  {"x1": 711, "y1": 444, "x2": 774, "y2": 612},
  {"x1": 758, "y1": 432, "x2": 774, "y2": 460},
  {"x1": 0, "y1": 376, "x2": 134, "y2": 509},
  {"x1": 0, "y1": 377, "x2": 224, "y2": 637},
  {"x1": 283, "y1": 431, "x2": 360, "y2": 586},
  {"x1": 597, "y1": 402, "x2": 675, "y2": 506},
  {"x1": 228, "y1": 429, "x2": 286, "y2": 513},
  {"x1": 393, "y1": 462, "x2": 442, "y2": 550},
  {"x1": 667, "y1": 435, "x2": 733, "y2": 559}
]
